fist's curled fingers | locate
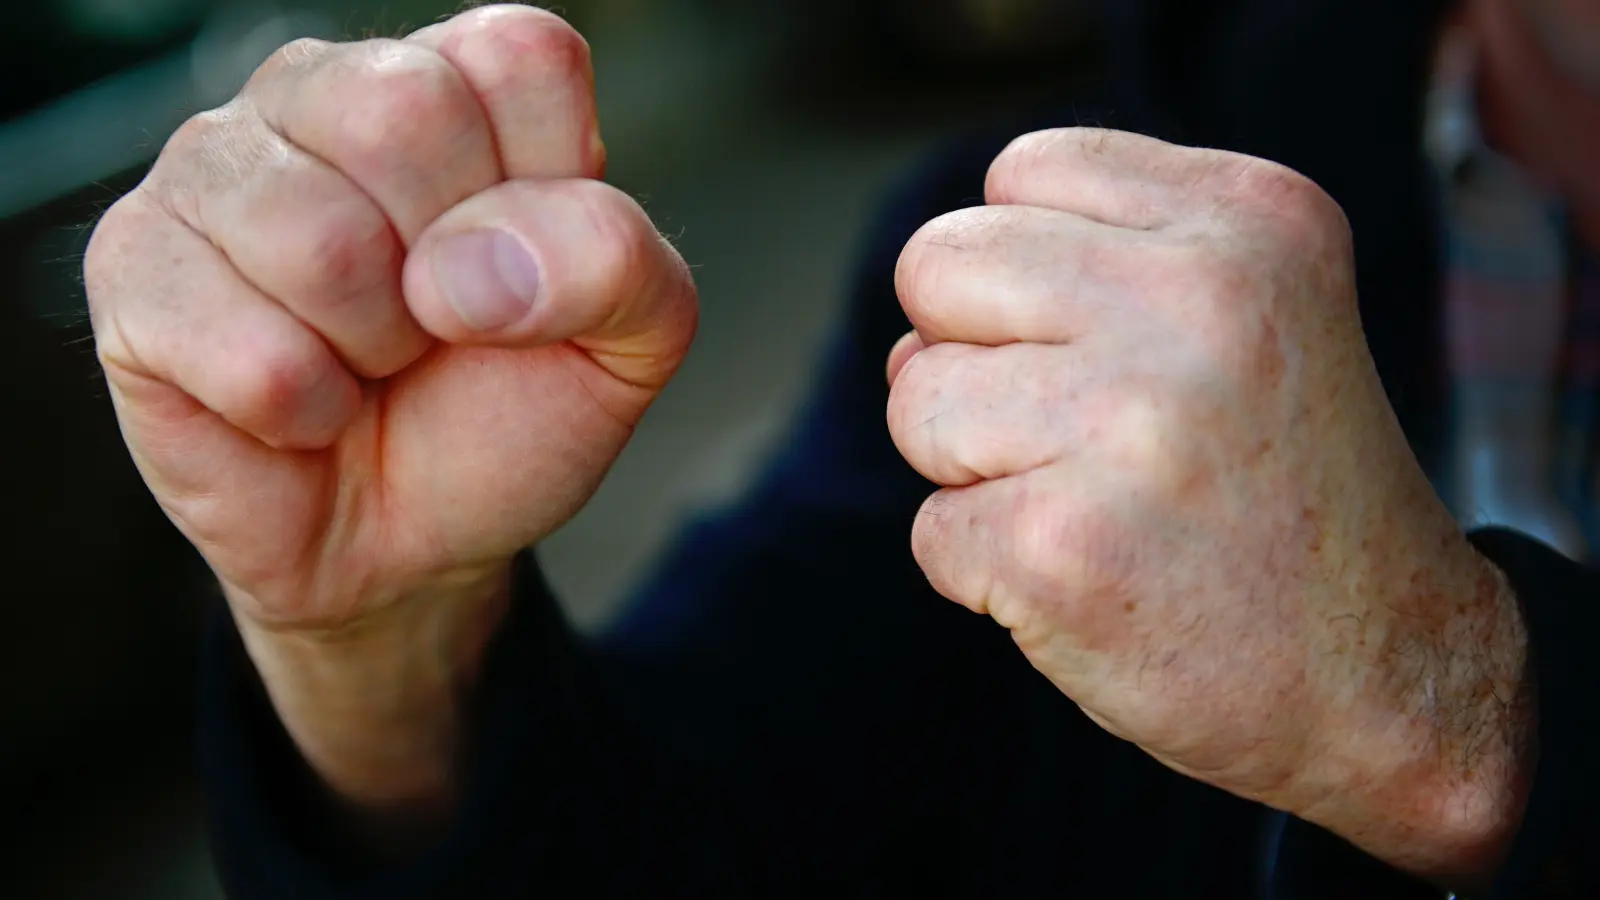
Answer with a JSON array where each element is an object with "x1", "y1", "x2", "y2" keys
[
  {"x1": 405, "y1": 5, "x2": 605, "y2": 180},
  {"x1": 988, "y1": 128, "x2": 1348, "y2": 248},
  {"x1": 405, "y1": 178, "x2": 697, "y2": 387},
  {"x1": 986, "y1": 128, "x2": 1233, "y2": 229},
  {"x1": 885, "y1": 330, "x2": 926, "y2": 385},
  {"x1": 913, "y1": 476, "x2": 1134, "y2": 656},
  {"x1": 88, "y1": 194, "x2": 360, "y2": 451},
  {"x1": 896, "y1": 204, "x2": 1158, "y2": 347},
  {"x1": 887, "y1": 341, "x2": 1081, "y2": 486},
  {"x1": 243, "y1": 36, "x2": 500, "y2": 244},
  {"x1": 158, "y1": 109, "x2": 424, "y2": 380},
  {"x1": 911, "y1": 479, "x2": 1056, "y2": 627}
]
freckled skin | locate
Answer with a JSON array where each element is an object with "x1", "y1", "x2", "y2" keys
[{"x1": 888, "y1": 130, "x2": 1531, "y2": 889}]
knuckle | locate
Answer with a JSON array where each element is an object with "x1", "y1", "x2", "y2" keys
[
  {"x1": 986, "y1": 128, "x2": 1124, "y2": 201},
  {"x1": 986, "y1": 128, "x2": 1072, "y2": 201},
  {"x1": 894, "y1": 228, "x2": 938, "y2": 309},
  {"x1": 162, "y1": 108, "x2": 226, "y2": 159},
  {"x1": 84, "y1": 193, "x2": 185, "y2": 351},
  {"x1": 1223, "y1": 156, "x2": 1308, "y2": 205},
  {"x1": 458, "y1": 5, "x2": 592, "y2": 88},
  {"x1": 83, "y1": 195, "x2": 146, "y2": 305},
  {"x1": 912, "y1": 492, "x2": 965, "y2": 593},
  {"x1": 1225, "y1": 157, "x2": 1350, "y2": 245},
  {"x1": 888, "y1": 345, "x2": 991, "y2": 484},
  {"x1": 148, "y1": 103, "x2": 266, "y2": 201},
  {"x1": 326, "y1": 42, "x2": 476, "y2": 162},
  {"x1": 897, "y1": 208, "x2": 994, "y2": 307},
  {"x1": 277, "y1": 197, "x2": 398, "y2": 303},
  {"x1": 258, "y1": 37, "x2": 332, "y2": 80},
  {"x1": 233, "y1": 340, "x2": 333, "y2": 423},
  {"x1": 1007, "y1": 492, "x2": 1133, "y2": 601},
  {"x1": 885, "y1": 347, "x2": 942, "y2": 438},
  {"x1": 250, "y1": 36, "x2": 333, "y2": 87}
]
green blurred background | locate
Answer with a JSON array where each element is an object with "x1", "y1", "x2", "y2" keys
[{"x1": 0, "y1": 1, "x2": 1098, "y2": 895}]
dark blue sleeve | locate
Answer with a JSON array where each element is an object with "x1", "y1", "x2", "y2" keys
[
  {"x1": 1264, "y1": 528, "x2": 1600, "y2": 900},
  {"x1": 199, "y1": 554, "x2": 751, "y2": 898}
]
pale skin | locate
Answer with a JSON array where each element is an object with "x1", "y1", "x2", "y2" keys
[{"x1": 85, "y1": 3, "x2": 1538, "y2": 894}]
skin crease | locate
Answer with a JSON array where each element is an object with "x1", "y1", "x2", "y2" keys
[{"x1": 84, "y1": 3, "x2": 1531, "y2": 888}]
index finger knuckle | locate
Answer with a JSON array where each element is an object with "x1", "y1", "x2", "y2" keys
[
  {"x1": 320, "y1": 41, "x2": 479, "y2": 164},
  {"x1": 450, "y1": 5, "x2": 593, "y2": 91}
]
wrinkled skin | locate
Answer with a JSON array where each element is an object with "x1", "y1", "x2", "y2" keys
[
  {"x1": 887, "y1": 128, "x2": 1530, "y2": 884},
  {"x1": 85, "y1": 6, "x2": 697, "y2": 633}
]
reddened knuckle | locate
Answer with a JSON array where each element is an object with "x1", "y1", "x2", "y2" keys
[
  {"x1": 451, "y1": 5, "x2": 592, "y2": 92},
  {"x1": 491, "y1": 7, "x2": 590, "y2": 71},
  {"x1": 459, "y1": 3, "x2": 573, "y2": 32},
  {"x1": 236, "y1": 343, "x2": 330, "y2": 418},
  {"x1": 281, "y1": 200, "x2": 398, "y2": 302},
  {"x1": 526, "y1": 22, "x2": 593, "y2": 79}
]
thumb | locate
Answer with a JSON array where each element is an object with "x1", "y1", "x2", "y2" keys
[{"x1": 403, "y1": 178, "x2": 697, "y2": 389}]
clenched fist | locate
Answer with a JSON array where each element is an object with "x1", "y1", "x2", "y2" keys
[
  {"x1": 84, "y1": 6, "x2": 695, "y2": 811},
  {"x1": 887, "y1": 129, "x2": 1531, "y2": 884}
]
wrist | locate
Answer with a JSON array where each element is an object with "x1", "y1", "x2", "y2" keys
[
  {"x1": 1304, "y1": 546, "x2": 1536, "y2": 893},
  {"x1": 1408, "y1": 553, "x2": 1535, "y2": 889},
  {"x1": 228, "y1": 564, "x2": 513, "y2": 814}
]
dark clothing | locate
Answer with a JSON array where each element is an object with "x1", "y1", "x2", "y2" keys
[{"x1": 199, "y1": 1, "x2": 1597, "y2": 896}]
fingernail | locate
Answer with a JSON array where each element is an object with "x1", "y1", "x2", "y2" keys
[{"x1": 431, "y1": 229, "x2": 542, "y2": 331}]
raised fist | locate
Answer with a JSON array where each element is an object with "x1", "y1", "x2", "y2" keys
[{"x1": 85, "y1": 6, "x2": 697, "y2": 636}]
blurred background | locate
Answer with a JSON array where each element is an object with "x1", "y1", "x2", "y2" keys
[{"x1": 0, "y1": 0, "x2": 1101, "y2": 896}]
